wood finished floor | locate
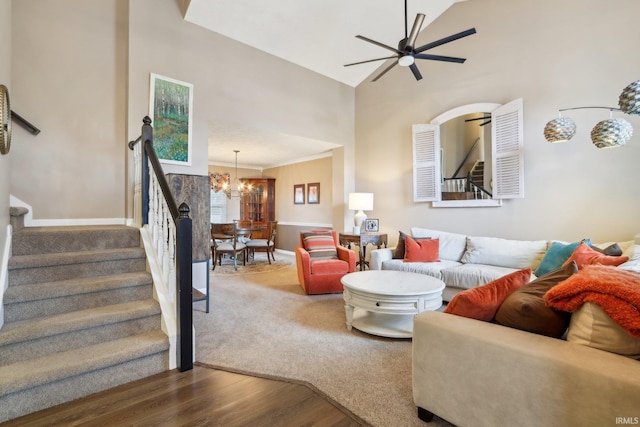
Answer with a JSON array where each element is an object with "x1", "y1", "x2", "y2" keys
[{"x1": 2, "y1": 364, "x2": 367, "y2": 427}]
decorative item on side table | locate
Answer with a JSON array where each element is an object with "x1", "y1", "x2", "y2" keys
[
  {"x1": 294, "y1": 184, "x2": 305, "y2": 204},
  {"x1": 364, "y1": 219, "x2": 379, "y2": 232},
  {"x1": 149, "y1": 73, "x2": 193, "y2": 165},
  {"x1": 348, "y1": 192, "x2": 374, "y2": 236},
  {"x1": 307, "y1": 182, "x2": 320, "y2": 204}
]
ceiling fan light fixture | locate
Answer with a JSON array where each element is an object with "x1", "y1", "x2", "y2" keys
[
  {"x1": 591, "y1": 118, "x2": 633, "y2": 148},
  {"x1": 619, "y1": 79, "x2": 640, "y2": 115},
  {"x1": 398, "y1": 55, "x2": 414, "y2": 67},
  {"x1": 544, "y1": 117, "x2": 576, "y2": 143}
]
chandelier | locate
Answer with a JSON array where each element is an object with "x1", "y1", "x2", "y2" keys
[{"x1": 227, "y1": 150, "x2": 253, "y2": 198}]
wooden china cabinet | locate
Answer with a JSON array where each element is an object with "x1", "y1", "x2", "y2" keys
[{"x1": 239, "y1": 178, "x2": 275, "y2": 238}]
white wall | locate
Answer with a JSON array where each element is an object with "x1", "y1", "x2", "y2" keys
[
  {"x1": 10, "y1": 0, "x2": 129, "y2": 222},
  {"x1": 127, "y1": 0, "x2": 355, "y2": 224},
  {"x1": 355, "y1": 0, "x2": 640, "y2": 244}
]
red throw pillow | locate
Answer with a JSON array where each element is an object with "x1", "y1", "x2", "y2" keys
[
  {"x1": 404, "y1": 237, "x2": 440, "y2": 262},
  {"x1": 444, "y1": 268, "x2": 532, "y2": 321},
  {"x1": 562, "y1": 241, "x2": 628, "y2": 269}
]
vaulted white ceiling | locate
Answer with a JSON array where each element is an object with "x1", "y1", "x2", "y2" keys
[{"x1": 183, "y1": 0, "x2": 464, "y2": 168}]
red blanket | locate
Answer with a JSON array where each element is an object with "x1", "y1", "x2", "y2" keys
[{"x1": 544, "y1": 264, "x2": 640, "y2": 338}]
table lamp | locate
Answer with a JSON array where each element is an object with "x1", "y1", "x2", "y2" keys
[{"x1": 348, "y1": 192, "x2": 374, "y2": 236}]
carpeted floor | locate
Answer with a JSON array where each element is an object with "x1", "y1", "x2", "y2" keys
[{"x1": 194, "y1": 252, "x2": 454, "y2": 427}]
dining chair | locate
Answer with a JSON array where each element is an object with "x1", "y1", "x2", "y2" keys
[
  {"x1": 246, "y1": 220, "x2": 278, "y2": 264},
  {"x1": 211, "y1": 222, "x2": 247, "y2": 271}
]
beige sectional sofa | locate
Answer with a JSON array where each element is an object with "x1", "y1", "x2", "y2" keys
[
  {"x1": 386, "y1": 228, "x2": 640, "y2": 426},
  {"x1": 413, "y1": 310, "x2": 640, "y2": 427},
  {"x1": 370, "y1": 227, "x2": 640, "y2": 301}
]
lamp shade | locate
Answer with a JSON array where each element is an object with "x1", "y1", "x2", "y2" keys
[
  {"x1": 543, "y1": 117, "x2": 576, "y2": 143},
  {"x1": 590, "y1": 118, "x2": 633, "y2": 148},
  {"x1": 619, "y1": 80, "x2": 640, "y2": 115},
  {"x1": 348, "y1": 193, "x2": 374, "y2": 211}
]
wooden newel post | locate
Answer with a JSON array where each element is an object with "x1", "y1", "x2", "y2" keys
[
  {"x1": 141, "y1": 116, "x2": 152, "y2": 226},
  {"x1": 176, "y1": 202, "x2": 193, "y2": 371}
]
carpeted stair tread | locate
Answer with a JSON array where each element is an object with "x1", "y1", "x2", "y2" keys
[
  {"x1": 3, "y1": 272, "x2": 152, "y2": 303},
  {"x1": 0, "y1": 330, "x2": 169, "y2": 396},
  {"x1": 8, "y1": 247, "x2": 145, "y2": 270},
  {"x1": 0, "y1": 299, "x2": 160, "y2": 346},
  {"x1": 11, "y1": 225, "x2": 140, "y2": 256}
]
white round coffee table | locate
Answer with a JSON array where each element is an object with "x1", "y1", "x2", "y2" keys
[{"x1": 341, "y1": 270, "x2": 445, "y2": 338}]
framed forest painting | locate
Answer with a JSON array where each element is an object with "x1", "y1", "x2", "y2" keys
[{"x1": 149, "y1": 73, "x2": 193, "y2": 165}]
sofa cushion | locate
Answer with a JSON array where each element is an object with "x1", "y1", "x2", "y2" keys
[
  {"x1": 393, "y1": 231, "x2": 430, "y2": 259},
  {"x1": 568, "y1": 302, "x2": 640, "y2": 359},
  {"x1": 381, "y1": 258, "x2": 460, "y2": 279},
  {"x1": 310, "y1": 259, "x2": 349, "y2": 274},
  {"x1": 301, "y1": 231, "x2": 338, "y2": 259},
  {"x1": 620, "y1": 243, "x2": 640, "y2": 273},
  {"x1": 404, "y1": 237, "x2": 439, "y2": 262},
  {"x1": 562, "y1": 241, "x2": 628, "y2": 269},
  {"x1": 534, "y1": 239, "x2": 590, "y2": 277},
  {"x1": 444, "y1": 268, "x2": 532, "y2": 321},
  {"x1": 461, "y1": 236, "x2": 548, "y2": 269},
  {"x1": 440, "y1": 264, "x2": 524, "y2": 291},
  {"x1": 494, "y1": 261, "x2": 578, "y2": 338},
  {"x1": 411, "y1": 227, "x2": 467, "y2": 261}
]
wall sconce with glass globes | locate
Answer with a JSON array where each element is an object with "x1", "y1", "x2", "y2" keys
[{"x1": 544, "y1": 80, "x2": 639, "y2": 148}]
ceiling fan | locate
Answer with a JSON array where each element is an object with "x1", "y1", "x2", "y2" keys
[{"x1": 344, "y1": 0, "x2": 476, "y2": 82}]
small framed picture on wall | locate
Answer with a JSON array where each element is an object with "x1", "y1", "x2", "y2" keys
[
  {"x1": 364, "y1": 218, "x2": 379, "y2": 232},
  {"x1": 294, "y1": 184, "x2": 305, "y2": 204},
  {"x1": 307, "y1": 183, "x2": 320, "y2": 204}
]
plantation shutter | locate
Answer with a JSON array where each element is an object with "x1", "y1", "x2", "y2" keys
[
  {"x1": 492, "y1": 98, "x2": 524, "y2": 199},
  {"x1": 413, "y1": 124, "x2": 440, "y2": 202}
]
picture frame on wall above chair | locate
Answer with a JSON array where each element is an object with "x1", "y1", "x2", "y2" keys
[
  {"x1": 307, "y1": 183, "x2": 320, "y2": 204},
  {"x1": 294, "y1": 184, "x2": 305, "y2": 204}
]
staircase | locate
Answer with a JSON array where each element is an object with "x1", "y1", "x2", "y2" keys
[
  {"x1": 470, "y1": 161, "x2": 484, "y2": 189},
  {"x1": 0, "y1": 216, "x2": 169, "y2": 422}
]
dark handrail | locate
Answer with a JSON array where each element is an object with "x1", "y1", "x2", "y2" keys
[
  {"x1": 11, "y1": 110, "x2": 41, "y2": 135},
  {"x1": 129, "y1": 116, "x2": 193, "y2": 372},
  {"x1": 449, "y1": 137, "x2": 480, "y2": 179}
]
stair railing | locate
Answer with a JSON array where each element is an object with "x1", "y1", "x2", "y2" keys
[{"x1": 129, "y1": 116, "x2": 193, "y2": 372}]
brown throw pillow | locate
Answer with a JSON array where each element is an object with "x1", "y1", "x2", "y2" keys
[
  {"x1": 494, "y1": 261, "x2": 578, "y2": 337},
  {"x1": 591, "y1": 243, "x2": 623, "y2": 257}
]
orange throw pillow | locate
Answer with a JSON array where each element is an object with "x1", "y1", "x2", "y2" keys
[
  {"x1": 444, "y1": 268, "x2": 532, "y2": 321},
  {"x1": 404, "y1": 237, "x2": 440, "y2": 262},
  {"x1": 562, "y1": 241, "x2": 628, "y2": 269}
]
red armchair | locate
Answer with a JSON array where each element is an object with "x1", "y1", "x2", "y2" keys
[{"x1": 295, "y1": 230, "x2": 357, "y2": 294}]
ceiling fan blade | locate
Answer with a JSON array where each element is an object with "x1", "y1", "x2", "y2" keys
[
  {"x1": 406, "y1": 14, "x2": 425, "y2": 50},
  {"x1": 414, "y1": 28, "x2": 477, "y2": 53},
  {"x1": 372, "y1": 60, "x2": 399, "y2": 82},
  {"x1": 414, "y1": 53, "x2": 466, "y2": 63},
  {"x1": 409, "y1": 63, "x2": 423, "y2": 81},
  {"x1": 465, "y1": 116, "x2": 491, "y2": 122},
  {"x1": 356, "y1": 35, "x2": 402, "y2": 54},
  {"x1": 344, "y1": 56, "x2": 399, "y2": 67}
]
